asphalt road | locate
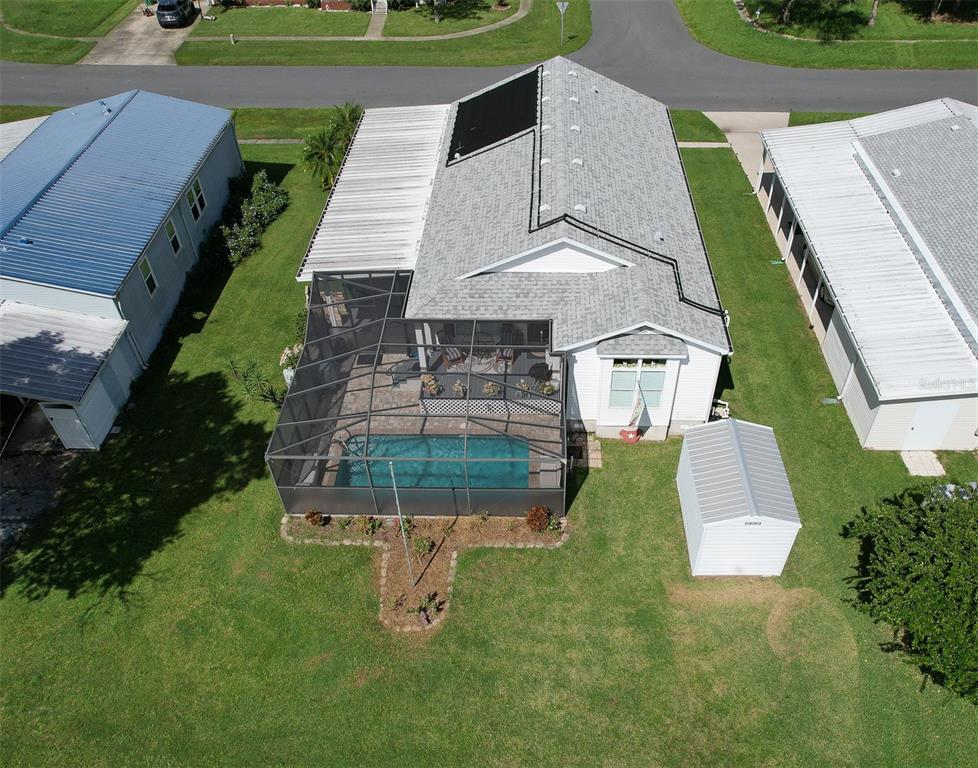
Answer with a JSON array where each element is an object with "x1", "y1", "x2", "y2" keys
[{"x1": 0, "y1": 1, "x2": 975, "y2": 109}]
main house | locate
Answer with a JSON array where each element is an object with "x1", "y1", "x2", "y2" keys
[
  {"x1": 266, "y1": 58, "x2": 731, "y2": 518},
  {"x1": 758, "y1": 101, "x2": 977, "y2": 451},
  {"x1": 0, "y1": 91, "x2": 243, "y2": 449}
]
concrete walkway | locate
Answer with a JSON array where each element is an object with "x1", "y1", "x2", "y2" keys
[
  {"x1": 704, "y1": 112, "x2": 789, "y2": 182},
  {"x1": 81, "y1": 6, "x2": 197, "y2": 65},
  {"x1": 193, "y1": 0, "x2": 530, "y2": 43}
]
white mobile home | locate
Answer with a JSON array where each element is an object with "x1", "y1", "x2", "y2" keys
[
  {"x1": 758, "y1": 101, "x2": 978, "y2": 451},
  {"x1": 677, "y1": 419, "x2": 801, "y2": 577}
]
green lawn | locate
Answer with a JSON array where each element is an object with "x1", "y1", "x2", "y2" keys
[
  {"x1": 1, "y1": 142, "x2": 975, "y2": 767},
  {"x1": 788, "y1": 111, "x2": 869, "y2": 126},
  {"x1": 676, "y1": 0, "x2": 978, "y2": 69},
  {"x1": 191, "y1": 6, "x2": 370, "y2": 37},
  {"x1": 233, "y1": 107, "x2": 336, "y2": 140},
  {"x1": 669, "y1": 109, "x2": 725, "y2": 142},
  {"x1": 0, "y1": 0, "x2": 134, "y2": 38},
  {"x1": 176, "y1": 0, "x2": 589, "y2": 65},
  {"x1": 0, "y1": 26, "x2": 95, "y2": 63},
  {"x1": 747, "y1": 0, "x2": 978, "y2": 41},
  {"x1": 384, "y1": 3, "x2": 517, "y2": 37},
  {"x1": 0, "y1": 104, "x2": 59, "y2": 123}
]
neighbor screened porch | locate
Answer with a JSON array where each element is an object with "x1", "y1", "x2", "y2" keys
[{"x1": 266, "y1": 272, "x2": 567, "y2": 518}]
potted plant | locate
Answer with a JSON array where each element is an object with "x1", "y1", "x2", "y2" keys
[
  {"x1": 483, "y1": 381, "x2": 502, "y2": 398},
  {"x1": 420, "y1": 373, "x2": 443, "y2": 397},
  {"x1": 517, "y1": 378, "x2": 531, "y2": 398},
  {"x1": 452, "y1": 380, "x2": 467, "y2": 398},
  {"x1": 539, "y1": 381, "x2": 558, "y2": 396}
]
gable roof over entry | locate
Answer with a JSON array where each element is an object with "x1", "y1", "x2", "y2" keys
[{"x1": 0, "y1": 91, "x2": 233, "y2": 297}]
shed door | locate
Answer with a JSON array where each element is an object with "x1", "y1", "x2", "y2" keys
[
  {"x1": 41, "y1": 404, "x2": 96, "y2": 450},
  {"x1": 903, "y1": 400, "x2": 957, "y2": 451}
]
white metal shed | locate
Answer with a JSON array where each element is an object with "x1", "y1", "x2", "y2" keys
[{"x1": 677, "y1": 418, "x2": 801, "y2": 577}]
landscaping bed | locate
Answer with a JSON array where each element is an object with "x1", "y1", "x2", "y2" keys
[{"x1": 284, "y1": 511, "x2": 568, "y2": 632}]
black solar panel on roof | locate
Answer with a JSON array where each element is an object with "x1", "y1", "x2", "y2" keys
[{"x1": 448, "y1": 69, "x2": 539, "y2": 160}]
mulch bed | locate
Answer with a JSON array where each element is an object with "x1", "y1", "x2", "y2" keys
[{"x1": 282, "y1": 514, "x2": 568, "y2": 633}]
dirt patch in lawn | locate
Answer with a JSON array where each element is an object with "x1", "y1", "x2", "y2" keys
[{"x1": 282, "y1": 514, "x2": 569, "y2": 633}]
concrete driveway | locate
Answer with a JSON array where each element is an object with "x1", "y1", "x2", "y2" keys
[{"x1": 81, "y1": 6, "x2": 197, "y2": 65}]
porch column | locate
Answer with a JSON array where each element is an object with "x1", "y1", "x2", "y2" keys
[
  {"x1": 777, "y1": 191, "x2": 789, "y2": 230},
  {"x1": 765, "y1": 174, "x2": 778, "y2": 214},
  {"x1": 795, "y1": 244, "x2": 809, "y2": 289},
  {"x1": 807, "y1": 273, "x2": 823, "y2": 323},
  {"x1": 753, "y1": 146, "x2": 767, "y2": 195},
  {"x1": 783, "y1": 217, "x2": 797, "y2": 262}
]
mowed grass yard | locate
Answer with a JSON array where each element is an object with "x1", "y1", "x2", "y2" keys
[
  {"x1": 0, "y1": 0, "x2": 133, "y2": 63},
  {"x1": 176, "y1": 0, "x2": 589, "y2": 65},
  {"x1": 1, "y1": 142, "x2": 976, "y2": 767},
  {"x1": 190, "y1": 6, "x2": 370, "y2": 37},
  {"x1": 676, "y1": 0, "x2": 978, "y2": 69}
]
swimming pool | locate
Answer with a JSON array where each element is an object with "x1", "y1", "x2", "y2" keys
[{"x1": 335, "y1": 435, "x2": 529, "y2": 489}]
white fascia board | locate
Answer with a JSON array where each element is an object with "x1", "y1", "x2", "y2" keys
[
  {"x1": 558, "y1": 321, "x2": 729, "y2": 356},
  {"x1": 456, "y1": 237, "x2": 635, "y2": 280}
]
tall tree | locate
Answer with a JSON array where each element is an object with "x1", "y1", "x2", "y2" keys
[{"x1": 867, "y1": 0, "x2": 881, "y2": 26}]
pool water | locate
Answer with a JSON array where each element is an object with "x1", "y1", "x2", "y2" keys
[{"x1": 336, "y1": 435, "x2": 529, "y2": 489}]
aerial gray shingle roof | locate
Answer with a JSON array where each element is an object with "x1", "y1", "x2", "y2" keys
[
  {"x1": 858, "y1": 117, "x2": 978, "y2": 350},
  {"x1": 404, "y1": 58, "x2": 730, "y2": 354},
  {"x1": 595, "y1": 332, "x2": 687, "y2": 358}
]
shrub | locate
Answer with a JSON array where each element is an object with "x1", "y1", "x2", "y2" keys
[
  {"x1": 306, "y1": 0, "x2": 320, "y2": 7},
  {"x1": 221, "y1": 170, "x2": 289, "y2": 267},
  {"x1": 304, "y1": 509, "x2": 323, "y2": 526},
  {"x1": 526, "y1": 505, "x2": 551, "y2": 532},
  {"x1": 354, "y1": 515, "x2": 382, "y2": 536},
  {"x1": 227, "y1": 358, "x2": 285, "y2": 407},
  {"x1": 409, "y1": 592, "x2": 443, "y2": 624},
  {"x1": 843, "y1": 485, "x2": 978, "y2": 703},
  {"x1": 413, "y1": 535, "x2": 434, "y2": 563},
  {"x1": 395, "y1": 515, "x2": 414, "y2": 535}
]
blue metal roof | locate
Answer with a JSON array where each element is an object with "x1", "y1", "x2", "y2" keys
[{"x1": 0, "y1": 91, "x2": 233, "y2": 296}]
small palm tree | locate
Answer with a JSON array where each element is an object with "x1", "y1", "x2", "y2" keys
[{"x1": 301, "y1": 103, "x2": 363, "y2": 190}]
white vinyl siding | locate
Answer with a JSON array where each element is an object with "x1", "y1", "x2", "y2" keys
[
  {"x1": 566, "y1": 344, "x2": 601, "y2": 423},
  {"x1": 485, "y1": 240, "x2": 629, "y2": 274},
  {"x1": 822, "y1": 310, "x2": 856, "y2": 392},
  {"x1": 842, "y1": 360, "x2": 878, "y2": 445},
  {"x1": 671, "y1": 343, "x2": 721, "y2": 426},
  {"x1": 695, "y1": 522, "x2": 801, "y2": 577}
]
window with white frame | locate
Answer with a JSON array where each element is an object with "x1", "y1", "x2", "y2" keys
[
  {"x1": 609, "y1": 359, "x2": 666, "y2": 408},
  {"x1": 165, "y1": 218, "x2": 181, "y2": 255},
  {"x1": 186, "y1": 177, "x2": 206, "y2": 221},
  {"x1": 138, "y1": 258, "x2": 157, "y2": 296}
]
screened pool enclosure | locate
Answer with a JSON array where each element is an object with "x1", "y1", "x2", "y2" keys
[{"x1": 266, "y1": 272, "x2": 567, "y2": 518}]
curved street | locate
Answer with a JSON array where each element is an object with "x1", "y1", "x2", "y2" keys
[{"x1": 0, "y1": 1, "x2": 975, "y2": 109}]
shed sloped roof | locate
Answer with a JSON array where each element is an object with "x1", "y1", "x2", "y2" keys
[
  {"x1": 297, "y1": 105, "x2": 450, "y2": 280},
  {"x1": 0, "y1": 301, "x2": 127, "y2": 404},
  {"x1": 760, "y1": 99, "x2": 977, "y2": 401},
  {"x1": 683, "y1": 419, "x2": 800, "y2": 526},
  {"x1": 0, "y1": 91, "x2": 232, "y2": 296}
]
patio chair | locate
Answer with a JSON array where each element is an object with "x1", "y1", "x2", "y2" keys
[
  {"x1": 437, "y1": 330, "x2": 466, "y2": 367},
  {"x1": 496, "y1": 325, "x2": 516, "y2": 364}
]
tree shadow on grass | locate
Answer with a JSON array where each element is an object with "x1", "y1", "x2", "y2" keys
[
  {"x1": 0, "y1": 164, "x2": 291, "y2": 602},
  {"x1": 0, "y1": 368, "x2": 269, "y2": 603}
]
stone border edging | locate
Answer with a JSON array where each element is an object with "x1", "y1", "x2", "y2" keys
[{"x1": 280, "y1": 515, "x2": 570, "y2": 633}]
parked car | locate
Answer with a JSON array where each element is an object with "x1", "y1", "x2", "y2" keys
[{"x1": 156, "y1": 0, "x2": 197, "y2": 29}]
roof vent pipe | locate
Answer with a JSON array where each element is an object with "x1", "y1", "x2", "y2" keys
[
  {"x1": 568, "y1": 96, "x2": 579, "y2": 104},
  {"x1": 570, "y1": 125, "x2": 581, "y2": 133},
  {"x1": 574, "y1": 204, "x2": 587, "y2": 213},
  {"x1": 891, "y1": 168, "x2": 902, "y2": 178},
  {"x1": 572, "y1": 158, "x2": 583, "y2": 166}
]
